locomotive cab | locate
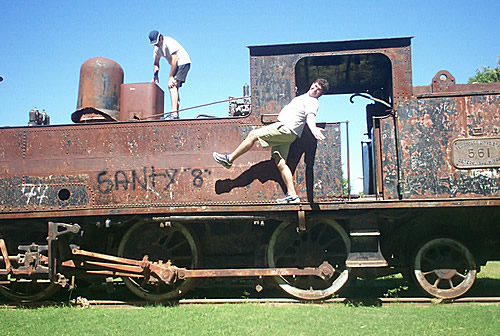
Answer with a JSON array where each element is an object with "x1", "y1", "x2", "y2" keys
[{"x1": 248, "y1": 38, "x2": 412, "y2": 200}]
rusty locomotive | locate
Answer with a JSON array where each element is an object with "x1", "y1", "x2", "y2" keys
[{"x1": 0, "y1": 37, "x2": 499, "y2": 302}]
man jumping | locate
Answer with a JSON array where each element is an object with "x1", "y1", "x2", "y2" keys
[{"x1": 213, "y1": 78, "x2": 329, "y2": 203}]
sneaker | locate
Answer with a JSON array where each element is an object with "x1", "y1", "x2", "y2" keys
[
  {"x1": 213, "y1": 152, "x2": 232, "y2": 169},
  {"x1": 165, "y1": 112, "x2": 179, "y2": 120},
  {"x1": 277, "y1": 195, "x2": 300, "y2": 204}
]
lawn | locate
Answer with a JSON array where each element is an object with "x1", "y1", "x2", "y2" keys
[{"x1": 0, "y1": 303, "x2": 499, "y2": 336}]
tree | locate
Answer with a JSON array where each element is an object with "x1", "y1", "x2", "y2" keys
[{"x1": 468, "y1": 58, "x2": 500, "y2": 83}]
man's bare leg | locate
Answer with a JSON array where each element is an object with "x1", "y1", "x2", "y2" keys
[
  {"x1": 169, "y1": 86, "x2": 180, "y2": 118},
  {"x1": 227, "y1": 131, "x2": 259, "y2": 163},
  {"x1": 274, "y1": 154, "x2": 297, "y2": 196}
]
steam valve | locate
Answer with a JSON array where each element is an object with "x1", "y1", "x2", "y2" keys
[{"x1": 28, "y1": 107, "x2": 50, "y2": 126}]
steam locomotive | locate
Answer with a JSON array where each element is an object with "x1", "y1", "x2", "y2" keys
[{"x1": 0, "y1": 36, "x2": 499, "y2": 302}]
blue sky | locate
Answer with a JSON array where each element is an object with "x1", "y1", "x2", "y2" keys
[{"x1": 1, "y1": 0, "x2": 499, "y2": 192}]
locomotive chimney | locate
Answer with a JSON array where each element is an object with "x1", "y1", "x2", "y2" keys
[{"x1": 72, "y1": 57, "x2": 124, "y2": 123}]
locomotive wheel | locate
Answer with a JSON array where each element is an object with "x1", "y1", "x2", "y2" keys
[
  {"x1": 413, "y1": 237, "x2": 477, "y2": 299},
  {"x1": 117, "y1": 221, "x2": 200, "y2": 301},
  {"x1": 267, "y1": 219, "x2": 350, "y2": 300},
  {"x1": 0, "y1": 278, "x2": 58, "y2": 302}
]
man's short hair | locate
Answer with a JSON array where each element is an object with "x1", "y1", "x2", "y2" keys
[{"x1": 315, "y1": 78, "x2": 329, "y2": 93}]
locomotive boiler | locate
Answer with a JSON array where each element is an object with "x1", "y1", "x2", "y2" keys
[{"x1": 0, "y1": 37, "x2": 499, "y2": 302}]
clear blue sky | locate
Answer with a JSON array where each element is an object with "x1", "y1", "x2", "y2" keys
[{"x1": 1, "y1": 0, "x2": 499, "y2": 192}]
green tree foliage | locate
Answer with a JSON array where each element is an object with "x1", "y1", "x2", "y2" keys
[{"x1": 468, "y1": 58, "x2": 500, "y2": 83}]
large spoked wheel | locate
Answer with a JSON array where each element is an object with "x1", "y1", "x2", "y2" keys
[
  {"x1": 413, "y1": 237, "x2": 477, "y2": 299},
  {"x1": 0, "y1": 278, "x2": 58, "y2": 303},
  {"x1": 267, "y1": 219, "x2": 350, "y2": 300},
  {"x1": 117, "y1": 221, "x2": 200, "y2": 301},
  {"x1": 0, "y1": 242, "x2": 58, "y2": 303}
]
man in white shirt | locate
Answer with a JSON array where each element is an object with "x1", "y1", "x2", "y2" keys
[
  {"x1": 149, "y1": 30, "x2": 191, "y2": 119},
  {"x1": 213, "y1": 78, "x2": 329, "y2": 203}
]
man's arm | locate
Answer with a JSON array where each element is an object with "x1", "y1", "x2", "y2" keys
[
  {"x1": 306, "y1": 113, "x2": 325, "y2": 140},
  {"x1": 152, "y1": 57, "x2": 160, "y2": 83}
]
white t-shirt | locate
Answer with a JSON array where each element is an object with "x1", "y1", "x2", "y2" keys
[
  {"x1": 153, "y1": 36, "x2": 191, "y2": 65},
  {"x1": 277, "y1": 93, "x2": 319, "y2": 137}
]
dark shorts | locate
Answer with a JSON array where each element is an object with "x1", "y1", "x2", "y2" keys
[{"x1": 174, "y1": 63, "x2": 191, "y2": 87}]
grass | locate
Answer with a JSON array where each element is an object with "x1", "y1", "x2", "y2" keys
[
  {"x1": 0, "y1": 262, "x2": 499, "y2": 335},
  {"x1": 479, "y1": 260, "x2": 500, "y2": 279},
  {"x1": 0, "y1": 304, "x2": 499, "y2": 336}
]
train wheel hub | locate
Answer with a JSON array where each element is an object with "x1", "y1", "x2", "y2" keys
[{"x1": 434, "y1": 268, "x2": 456, "y2": 280}]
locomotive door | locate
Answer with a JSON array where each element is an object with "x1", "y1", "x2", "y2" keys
[{"x1": 370, "y1": 111, "x2": 399, "y2": 199}]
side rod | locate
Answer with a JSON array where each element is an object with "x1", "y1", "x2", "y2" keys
[{"x1": 70, "y1": 248, "x2": 335, "y2": 284}]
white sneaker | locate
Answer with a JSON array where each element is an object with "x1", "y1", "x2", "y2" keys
[
  {"x1": 213, "y1": 152, "x2": 232, "y2": 169},
  {"x1": 276, "y1": 195, "x2": 300, "y2": 204}
]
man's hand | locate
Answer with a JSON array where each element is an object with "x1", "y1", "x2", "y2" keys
[
  {"x1": 152, "y1": 64, "x2": 160, "y2": 83},
  {"x1": 168, "y1": 76, "x2": 177, "y2": 89},
  {"x1": 311, "y1": 127, "x2": 326, "y2": 141},
  {"x1": 152, "y1": 73, "x2": 159, "y2": 83}
]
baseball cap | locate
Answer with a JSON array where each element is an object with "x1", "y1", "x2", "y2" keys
[{"x1": 149, "y1": 30, "x2": 160, "y2": 45}]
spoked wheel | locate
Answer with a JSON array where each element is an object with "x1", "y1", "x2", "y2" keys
[
  {"x1": 0, "y1": 242, "x2": 58, "y2": 303},
  {"x1": 413, "y1": 237, "x2": 477, "y2": 299},
  {"x1": 267, "y1": 219, "x2": 350, "y2": 300},
  {"x1": 0, "y1": 278, "x2": 58, "y2": 302},
  {"x1": 117, "y1": 221, "x2": 200, "y2": 301}
]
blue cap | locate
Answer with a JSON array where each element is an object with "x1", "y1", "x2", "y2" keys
[{"x1": 149, "y1": 30, "x2": 160, "y2": 45}]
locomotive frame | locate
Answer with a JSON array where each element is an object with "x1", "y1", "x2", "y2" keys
[{"x1": 0, "y1": 36, "x2": 499, "y2": 302}]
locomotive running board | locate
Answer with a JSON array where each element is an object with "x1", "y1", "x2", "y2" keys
[{"x1": 69, "y1": 248, "x2": 336, "y2": 285}]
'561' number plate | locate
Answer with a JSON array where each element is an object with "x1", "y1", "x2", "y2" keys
[{"x1": 452, "y1": 138, "x2": 500, "y2": 169}]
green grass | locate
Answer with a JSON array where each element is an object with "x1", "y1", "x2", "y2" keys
[
  {"x1": 0, "y1": 304, "x2": 499, "y2": 336},
  {"x1": 479, "y1": 261, "x2": 500, "y2": 279}
]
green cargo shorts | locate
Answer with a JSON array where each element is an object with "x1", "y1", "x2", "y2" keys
[{"x1": 253, "y1": 122, "x2": 297, "y2": 160}]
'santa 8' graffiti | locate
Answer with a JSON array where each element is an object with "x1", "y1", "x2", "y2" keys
[{"x1": 96, "y1": 166, "x2": 212, "y2": 194}]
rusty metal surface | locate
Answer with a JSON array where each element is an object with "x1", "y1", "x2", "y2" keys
[
  {"x1": 74, "y1": 57, "x2": 123, "y2": 122},
  {"x1": 396, "y1": 92, "x2": 499, "y2": 199},
  {"x1": 0, "y1": 117, "x2": 342, "y2": 215},
  {"x1": 178, "y1": 262, "x2": 334, "y2": 280},
  {"x1": 249, "y1": 37, "x2": 413, "y2": 119},
  {"x1": 71, "y1": 247, "x2": 334, "y2": 285},
  {"x1": 120, "y1": 83, "x2": 164, "y2": 121},
  {"x1": 0, "y1": 240, "x2": 49, "y2": 276},
  {"x1": 379, "y1": 115, "x2": 399, "y2": 199},
  {"x1": 414, "y1": 72, "x2": 500, "y2": 96}
]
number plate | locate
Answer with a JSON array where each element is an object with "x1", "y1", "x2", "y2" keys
[{"x1": 452, "y1": 137, "x2": 500, "y2": 168}]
